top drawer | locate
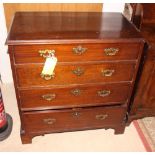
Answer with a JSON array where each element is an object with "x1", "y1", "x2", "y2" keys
[{"x1": 13, "y1": 43, "x2": 140, "y2": 63}]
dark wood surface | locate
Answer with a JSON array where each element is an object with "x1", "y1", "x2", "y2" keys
[
  {"x1": 13, "y1": 43, "x2": 140, "y2": 63},
  {"x1": 127, "y1": 4, "x2": 155, "y2": 122},
  {"x1": 19, "y1": 83, "x2": 131, "y2": 111},
  {"x1": 6, "y1": 12, "x2": 143, "y2": 45},
  {"x1": 15, "y1": 62, "x2": 136, "y2": 87},
  {"x1": 141, "y1": 4, "x2": 155, "y2": 23},
  {"x1": 7, "y1": 12, "x2": 144, "y2": 143},
  {"x1": 128, "y1": 49, "x2": 155, "y2": 122},
  {"x1": 3, "y1": 3, "x2": 103, "y2": 30},
  {"x1": 130, "y1": 50, "x2": 155, "y2": 112},
  {"x1": 141, "y1": 23, "x2": 155, "y2": 45},
  {"x1": 22, "y1": 105, "x2": 126, "y2": 134},
  {"x1": 21, "y1": 105, "x2": 127, "y2": 143},
  {"x1": 130, "y1": 4, "x2": 155, "y2": 46}
]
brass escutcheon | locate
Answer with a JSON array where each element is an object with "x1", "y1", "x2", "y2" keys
[
  {"x1": 97, "y1": 90, "x2": 111, "y2": 97},
  {"x1": 40, "y1": 73, "x2": 55, "y2": 80},
  {"x1": 71, "y1": 89, "x2": 81, "y2": 96},
  {"x1": 39, "y1": 49, "x2": 55, "y2": 58},
  {"x1": 72, "y1": 67, "x2": 84, "y2": 76},
  {"x1": 42, "y1": 94, "x2": 56, "y2": 101},
  {"x1": 43, "y1": 118, "x2": 56, "y2": 125},
  {"x1": 72, "y1": 111, "x2": 81, "y2": 118},
  {"x1": 102, "y1": 69, "x2": 115, "y2": 77},
  {"x1": 72, "y1": 45, "x2": 87, "y2": 55},
  {"x1": 104, "y1": 48, "x2": 119, "y2": 56},
  {"x1": 96, "y1": 114, "x2": 108, "y2": 120}
]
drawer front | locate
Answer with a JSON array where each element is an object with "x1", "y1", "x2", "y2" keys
[
  {"x1": 16, "y1": 62, "x2": 136, "y2": 87},
  {"x1": 22, "y1": 106, "x2": 126, "y2": 134},
  {"x1": 13, "y1": 43, "x2": 140, "y2": 63},
  {"x1": 19, "y1": 83, "x2": 131, "y2": 110}
]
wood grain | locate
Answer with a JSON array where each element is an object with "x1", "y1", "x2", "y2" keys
[
  {"x1": 3, "y1": 3, "x2": 103, "y2": 30},
  {"x1": 22, "y1": 106, "x2": 126, "y2": 134},
  {"x1": 19, "y1": 83, "x2": 131, "y2": 111},
  {"x1": 127, "y1": 4, "x2": 155, "y2": 123},
  {"x1": 6, "y1": 11, "x2": 144, "y2": 144},
  {"x1": 15, "y1": 62, "x2": 136, "y2": 87},
  {"x1": 6, "y1": 12, "x2": 143, "y2": 45},
  {"x1": 13, "y1": 43, "x2": 140, "y2": 63}
]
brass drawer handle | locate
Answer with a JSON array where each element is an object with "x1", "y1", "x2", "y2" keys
[
  {"x1": 39, "y1": 49, "x2": 55, "y2": 58},
  {"x1": 98, "y1": 90, "x2": 111, "y2": 97},
  {"x1": 42, "y1": 94, "x2": 56, "y2": 101},
  {"x1": 41, "y1": 73, "x2": 55, "y2": 80},
  {"x1": 73, "y1": 45, "x2": 87, "y2": 55},
  {"x1": 43, "y1": 118, "x2": 56, "y2": 125},
  {"x1": 96, "y1": 114, "x2": 108, "y2": 120},
  {"x1": 72, "y1": 67, "x2": 84, "y2": 76},
  {"x1": 104, "y1": 48, "x2": 119, "y2": 56},
  {"x1": 102, "y1": 69, "x2": 115, "y2": 77},
  {"x1": 71, "y1": 89, "x2": 81, "y2": 96}
]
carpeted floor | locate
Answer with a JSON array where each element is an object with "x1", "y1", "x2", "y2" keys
[
  {"x1": 0, "y1": 83, "x2": 148, "y2": 151},
  {"x1": 137, "y1": 117, "x2": 155, "y2": 151}
]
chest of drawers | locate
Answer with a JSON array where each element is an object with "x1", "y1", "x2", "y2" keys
[{"x1": 6, "y1": 12, "x2": 144, "y2": 144}]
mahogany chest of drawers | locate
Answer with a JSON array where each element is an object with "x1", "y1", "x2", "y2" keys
[{"x1": 6, "y1": 12, "x2": 144, "y2": 144}]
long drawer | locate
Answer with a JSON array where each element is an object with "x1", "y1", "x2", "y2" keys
[
  {"x1": 19, "y1": 83, "x2": 131, "y2": 111},
  {"x1": 22, "y1": 106, "x2": 126, "y2": 134},
  {"x1": 16, "y1": 62, "x2": 136, "y2": 87},
  {"x1": 13, "y1": 43, "x2": 140, "y2": 63}
]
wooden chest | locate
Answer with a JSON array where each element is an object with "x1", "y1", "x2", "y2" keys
[{"x1": 6, "y1": 12, "x2": 144, "y2": 144}]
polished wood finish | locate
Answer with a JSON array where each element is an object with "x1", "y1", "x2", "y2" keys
[
  {"x1": 16, "y1": 62, "x2": 136, "y2": 87},
  {"x1": 6, "y1": 12, "x2": 144, "y2": 144},
  {"x1": 129, "y1": 50, "x2": 155, "y2": 121},
  {"x1": 127, "y1": 4, "x2": 155, "y2": 122},
  {"x1": 21, "y1": 105, "x2": 126, "y2": 143},
  {"x1": 142, "y1": 4, "x2": 155, "y2": 22},
  {"x1": 6, "y1": 12, "x2": 143, "y2": 45},
  {"x1": 23, "y1": 106, "x2": 126, "y2": 133},
  {"x1": 19, "y1": 83, "x2": 131, "y2": 111},
  {"x1": 4, "y1": 3, "x2": 103, "y2": 30},
  {"x1": 13, "y1": 43, "x2": 140, "y2": 63},
  {"x1": 130, "y1": 4, "x2": 155, "y2": 44}
]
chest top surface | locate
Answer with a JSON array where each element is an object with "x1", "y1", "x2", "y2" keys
[{"x1": 6, "y1": 12, "x2": 143, "y2": 45}]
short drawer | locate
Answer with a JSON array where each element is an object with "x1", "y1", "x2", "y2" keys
[
  {"x1": 16, "y1": 62, "x2": 136, "y2": 87},
  {"x1": 13, "y1": 43, "x2": 140, "y2": 63},
  {"x1": 19, "y1": 83, "x2": 131, "y2": 111},
  {"x1": 22, "y1": 106, "x2": 126, "y2": 134}
]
